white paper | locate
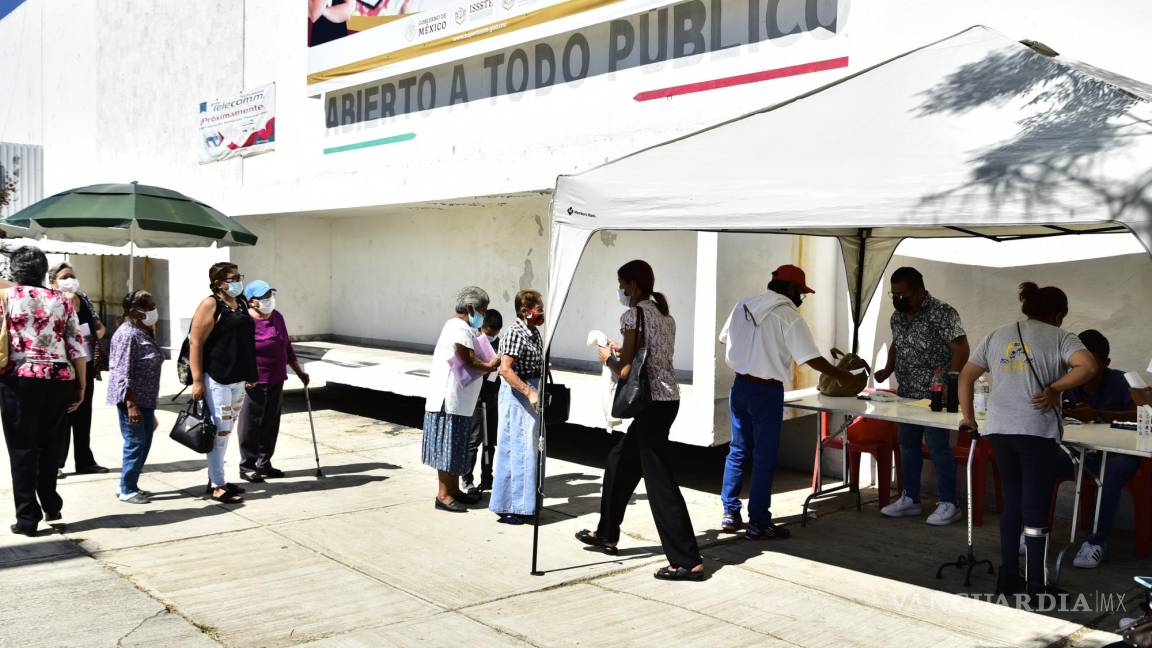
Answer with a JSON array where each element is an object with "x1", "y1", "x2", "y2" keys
[{"x1": 1126, "y1": 371, "x2": 1149, "y2": 389}]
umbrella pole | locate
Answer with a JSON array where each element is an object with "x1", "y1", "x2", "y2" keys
[{"x1": 127, "y1": 234, "x2": 135, "y2": 291}]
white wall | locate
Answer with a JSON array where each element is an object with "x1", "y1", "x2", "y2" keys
[{"x1": 869, "y1": 252, "x2": 1152, "y2": 382}]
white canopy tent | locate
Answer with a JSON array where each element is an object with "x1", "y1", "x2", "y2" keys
[
  {"x1": 545, "y1": 26, "x2": 1152, "y2": 353},
  {"x1": 528, "y1": 26, "x2": 1152, "y2": 573}
]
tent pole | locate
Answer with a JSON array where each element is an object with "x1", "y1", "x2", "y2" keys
[
  {"x1": 851, "y1": 229, "x2": 868, "y2": 354},
  {"x1": 530, "y1": 352, "x2": 549, "y2": 576}
]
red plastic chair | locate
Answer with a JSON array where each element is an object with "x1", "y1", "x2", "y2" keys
[
  {"x1": 1058, "y1": 457, "x2": 1152, "y2": 558},
  {"x1": 813, "y1": 412, "x2": 903, "y2": 508}
]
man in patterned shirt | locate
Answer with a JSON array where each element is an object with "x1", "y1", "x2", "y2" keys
[{"x1": 874, "y1": 267, "x2": 969, "y2": 526}]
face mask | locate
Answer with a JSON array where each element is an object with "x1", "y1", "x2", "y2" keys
[
  {"x1": 617, "y1": 288, "x2": 630, "y2": 307},
  {"x1": 141, "y1": 309, "x2": 159, "y2": 327},
  {"x1": 892, "y1": 295, "x2": 911, "y2": 313},
  {"x1": 467, "y1": 308, "x2": 484, "y2": 330},
  {"x1": 485, "y1": 334, "x2": 497, "y2": 343},
  {"x1": 57, "y1": 278, "x2": 79, "y2": 293},
  {"x1": 226, "y1": 281, "x2": 244, "y2": 298},
  {"x1": 256, "y1": 296, "x2": 276, "y2": 315},
  {"x1": 790, "y1": 292, "x2": 804, "y2": 308},
  {"x1": 526, "y1": 310, "x2": 545, "y2": 327}
]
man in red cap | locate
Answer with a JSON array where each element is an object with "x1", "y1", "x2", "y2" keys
[{"x1": 718, "y1": 264, "x2": 854, "y2": 540}]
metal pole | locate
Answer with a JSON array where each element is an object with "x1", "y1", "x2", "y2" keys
[
  {"x1": 530, "y1": 357, "x2": 549, "y2": 576},
  {"x1": 127, "y1": 237, "x2": 135, "y2": 292},
  {"x1": 851, "y1": 229, "x2": 867, "y2": 354}
]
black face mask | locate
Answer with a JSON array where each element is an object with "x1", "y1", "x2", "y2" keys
[
  {"x1": 790, "y1": 291, "x2": 804, "y2": 308},
  {"x1": 892, "y1": 295, "x2": 912, "y2": 313}
]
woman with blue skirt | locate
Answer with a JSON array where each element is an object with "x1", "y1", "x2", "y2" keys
[
  {"x1": 423, "y1": 286, "x2": 499, "y2": 513},
  {"x1": 489, "y1": 289, "x2": 545, "y2": 525}
]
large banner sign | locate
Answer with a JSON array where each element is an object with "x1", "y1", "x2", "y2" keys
[
  {"x1": 324, "y1": 0, "x2": 841, "y2": 127},
  {"x1": 198, "y1": 84, "x2": 276, "y2": 164},
  {"x1": 307, "y1": 0, "x2": 624, "y2": 85}
]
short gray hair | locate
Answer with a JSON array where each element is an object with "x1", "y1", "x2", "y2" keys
[
  {"x1": 454, "y1": 286, "x2": 490, "y2": 314},
  {"x1": 49, "y1": 261, "x2": 73, "y2": 281}
]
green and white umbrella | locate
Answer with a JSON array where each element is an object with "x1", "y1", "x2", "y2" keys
[{"x1": 0, "y1": 181, "x2": 257, "y2": 288}]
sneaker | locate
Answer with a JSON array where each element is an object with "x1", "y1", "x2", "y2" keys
[
  {"x1": 720, "y1": 511, "x2": 743, "y2": 533},
  {"x1": 118, "y1": 492, "x2": 150, "y2": 504},
  {"x1": 926, "y1": 502, "x2": 962, "y2": 526},
  {"x1": 880, "y1": 495, "x2": 921, "y2": 518},
  {"x1": 461, "y1": 481, "x2": 480, "y2": 498},
  {"x1": 257, "y1": 466, "x2": 285, "y2": 479},
  {"x1": 745, "y1": 522, "x2": 791, "y2": 540},
  {"x1": 1073, "y1": 541, "x2": 1104, "y2": 569}
]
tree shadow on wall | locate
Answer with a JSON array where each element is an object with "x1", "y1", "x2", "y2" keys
[{"x1": 912, "y1": 45, "x2": 1152, "y2": 235}]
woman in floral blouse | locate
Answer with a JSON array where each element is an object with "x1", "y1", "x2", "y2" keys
[
  {"x1": 0, "y1": 247, "x2": 87, "y2": 536},
  {"x1": 107, "y1": 290, "x2": 164, "y2": 504}
]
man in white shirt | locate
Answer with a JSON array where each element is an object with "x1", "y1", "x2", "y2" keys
[{"x1": 718, "y1": 264, "x2": 854, "y2": 540}]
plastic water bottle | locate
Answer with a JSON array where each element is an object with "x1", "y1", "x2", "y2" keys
[{"x1": 974, "y1": 375, "x2": 990, "y2": 421}]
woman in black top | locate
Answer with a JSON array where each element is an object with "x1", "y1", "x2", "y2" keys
[{"x1": 189, "y1": 262, "x2": 257, "y2": 503}]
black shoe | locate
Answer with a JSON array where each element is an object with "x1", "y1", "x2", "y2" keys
[
  {"x1": 456, "y1": 491, "x2": 481, "y2": 505},
  {"x1": 497, "y1": 513, "x2": 525, "y2": 525},
  {"x1": 45, "y1": 511, "x2": 62, "y2": 522},
  {"x1": 9, "y1": 523, "x2": 37, "y2": 537},
  {"x1": 239, "y1": 470, "x2": 265, "y2": 483},
  {"x1": 435, "y1": 498, "x2": 468, "y2": 513},
  {"x1": 76, "y1": 464, "x2": 109, "y2": 475},
  {"x1": 257, "y1": 466, "x2": 285, "y2": 479}
]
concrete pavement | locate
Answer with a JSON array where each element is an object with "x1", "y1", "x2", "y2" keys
[{"x1": 0, "y1": 374, "x2": 1134, "y2": 647}]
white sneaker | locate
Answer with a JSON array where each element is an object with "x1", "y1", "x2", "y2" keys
[
  {"x1": 1073, "y1": 541, "x2": 1104, "y2": 569},
  {"x1": 880, "y1": 495, "x2": 922, "y2": 518},
  {"x1": 926, "y1": 502, "x2": 962, "y2": 526}
]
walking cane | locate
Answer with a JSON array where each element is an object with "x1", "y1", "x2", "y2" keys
[
  {"x1": 303, "y1": 385, "x2": 324, "y2": 479},
  {"x1": 936, "y1": 425, "x2": 992, "y2": 586}
]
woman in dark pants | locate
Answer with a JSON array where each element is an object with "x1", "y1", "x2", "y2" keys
[
  {"x1": 49, "y1": 261, "x2": 108, "y2": 476},
  {"x1": 237, "y1": 280, "x2": 309, "y2": 482},
  {"x1": 575, "y1": 260, "x2": 703, "y2": 580},
  {"x1": 959, "y1": 282, "x2": 1096, "y2": 602},
  {"x1": 1, "y1": 247, "x2": 88, "y2": 536}
]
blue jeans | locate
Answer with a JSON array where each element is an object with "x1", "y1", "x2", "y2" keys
[
  {"x1": 117, "y1": 403, "x2": 155, "y2": 496},
  {"x1": 721, "y1": 379, "x2": 784, "y2": 527},
  {"x1": 898, "y1": 424, "x2": 956, "y2": 504}
]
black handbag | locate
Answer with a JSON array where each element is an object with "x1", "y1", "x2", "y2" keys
[
  {"x1": 1123, "y1": 615, "x2": 1152, "y2": 647},
  {"x1": 169, "y1": 400, "x2": 216, "y2": 453},
  {"x1": 611, "y1": 305, "x2": 652, "y2": 419},
  {"x1": 544, "y1": 370, "x2": 570, "y2": 425}
]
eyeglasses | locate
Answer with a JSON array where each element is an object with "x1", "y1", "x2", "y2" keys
[{"x1": 224, "y1": 274, "x2": 245, "y2": 282}]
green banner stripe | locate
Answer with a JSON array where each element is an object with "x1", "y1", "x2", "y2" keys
[{"x1": 324, "y1": 133, "x2": 416, "y2": 154}]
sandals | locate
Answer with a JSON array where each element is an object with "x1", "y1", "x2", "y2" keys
[
  {"x1": 653, "y1": 565, "x2": 705, "y2": 581},
  {"x1": 209, "y1": 488, "x2": 243, "y2": 504},
  {"x1": 575, "y1": 529, "x2": 619, "y2": 555}
]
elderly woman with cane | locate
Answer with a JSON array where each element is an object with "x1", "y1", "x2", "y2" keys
[{"x1": 424, "y1": 286, "x2": 500, "y2": 512}]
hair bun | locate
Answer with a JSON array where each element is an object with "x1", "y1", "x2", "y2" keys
[{"x1": 1018, "y1": 281, "x2": 1040, "y2": 303}]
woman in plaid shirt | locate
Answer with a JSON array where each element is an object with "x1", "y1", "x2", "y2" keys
[{"x1": 488, "y1": 289, "x2": 545, "y2": 525}]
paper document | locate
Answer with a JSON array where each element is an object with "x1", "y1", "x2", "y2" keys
[{"x1": 448, "y1": 334, "x2": 497, "y2": 387}]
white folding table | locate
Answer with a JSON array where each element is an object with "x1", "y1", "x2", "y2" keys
[
  {"x1": 783, "y1": 390, "x2": 962, "y2": 525},
  {"x1": 1052, "y1": 424, "x2": 1152, "y2": 584}
]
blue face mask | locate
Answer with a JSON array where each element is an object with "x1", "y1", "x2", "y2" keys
[
  {"x1": 467, "y1": 308, "x2": 484, "y2": 330},
  {"x1": 226, "y1": 281, "x2": 244, "y2": 298}
]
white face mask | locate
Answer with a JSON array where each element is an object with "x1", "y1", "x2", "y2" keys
[
  {"x1": 617, "y1": 288, "x2": 630, "y2": 307},
  {"x1": 485, "y1": 333, "x2": 497, "y2": 343},
  {"x1": 141, "y1": 309, "x2": 159, "y2": 326},
  {"x1": 57, "y1": 277, "x2": 80, "y2": 293},
  {"x1": 255, "y1": 295, "x2": 276, "y2": 315}
]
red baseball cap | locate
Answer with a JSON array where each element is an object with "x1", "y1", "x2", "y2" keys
[{"x1": 772, "y1": 264, "x2": 815, "y2": 294}]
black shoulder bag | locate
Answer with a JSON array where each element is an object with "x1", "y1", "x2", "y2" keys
[
  {"x1": 611, "y1": 305, "x2": 652, "y2": 419},
  {"x1": 1017, "y1": 322, "x2": 1065, "y2": 442},
  {"x1": 169, "y1": 399, "x2": 216, "y2": 453}
]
